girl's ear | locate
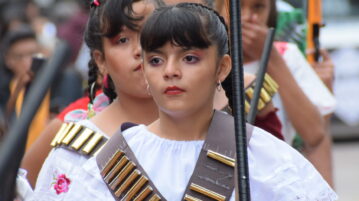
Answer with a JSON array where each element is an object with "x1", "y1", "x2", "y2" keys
[
  {"x1": 93, "y1": 50, "x2": 107, "y2": 76},
  {"x1": 217, "y1": 54, "x2": 232, "y2": 82}
]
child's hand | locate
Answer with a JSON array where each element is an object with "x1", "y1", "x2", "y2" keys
[
  {"x1": 309, "y1": 49, "x2": 334, "y2": 91},
  {"x1": 241, "y1": 15, "x2": 269, "y2": 62}
]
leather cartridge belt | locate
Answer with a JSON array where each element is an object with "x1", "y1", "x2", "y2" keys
[
  {"x1": 244, "y1": 73, "x2": 279, "y2": 113},
  {"x1": 50, "y1": 122, "x2": 108, "y2": 157}
]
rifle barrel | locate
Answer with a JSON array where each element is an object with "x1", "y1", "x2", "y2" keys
[
  {"x1": 229, "y1": 0, "x2": 251, "y2": 200},
  {"x1": 247, "y1": 28, "x2": 276, "y2": 124}
]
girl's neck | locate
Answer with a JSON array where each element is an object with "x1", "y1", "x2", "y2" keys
[
  {"x1": 214, "y1": 89, "x2": 228, "y2": 111},
  {"x1": 148, "y1": 105, "x2": 214, "y2": 141},
  {"x1": 91, "y1": 93, "x2": 158, "y2": 136}
]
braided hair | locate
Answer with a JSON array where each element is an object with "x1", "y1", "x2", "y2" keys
[{"x1": 84, "y1": 0, "x2": 142, "y2": 103}]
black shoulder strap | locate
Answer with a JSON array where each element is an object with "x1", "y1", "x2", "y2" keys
[
  {"x1": 182, "y1": 110, "x2": 253, "y2": 201},
  {"x1": 95, "y1": 123, "x2": 166, "y2": 201}
]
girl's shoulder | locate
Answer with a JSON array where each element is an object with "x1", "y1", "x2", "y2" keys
[
  {"x1": 249, "y1": 127, "x2": 338, "y2": 200},
  {"x1": 32, "y1": 120, "x2": 108, "y2": 198},
  {"x1": 29, "y1": 155, "x2": 111, "y2": 201},
  {"x1": 46, "y1": 119, "x2": 108, "y2": 161},
  {"x1": 32, "y1": 146, "x2": 90, "y2": 199}
]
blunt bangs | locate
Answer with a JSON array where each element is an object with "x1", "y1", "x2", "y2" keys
[{"x1": 140, "y1": 6, "x2": 212, "y2": 52}]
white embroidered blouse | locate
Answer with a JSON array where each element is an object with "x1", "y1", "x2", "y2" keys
[{"x1": 28, "y1": 121, "x2": 337, "y2": 201}]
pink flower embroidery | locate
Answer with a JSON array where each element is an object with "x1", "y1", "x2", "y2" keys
[
  {"x1": 274, "y1": 41, "x2": 288, "y2": 55},
  {"x1": 53, "y1": 174, "x2": 71, "y2": 195}
]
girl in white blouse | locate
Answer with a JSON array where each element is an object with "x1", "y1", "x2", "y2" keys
[
  {"x1": 41, "y1": 3, "x2": 337, "y2": 201},
  {"x1": 26, "y1": 0, "x2": 158, "y2": 199}
]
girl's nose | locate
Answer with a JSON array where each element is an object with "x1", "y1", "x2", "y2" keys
[{"x1": 163, "y1": 59, "x2": 182, "y2": 80}]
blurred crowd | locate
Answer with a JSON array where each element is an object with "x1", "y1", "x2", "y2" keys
[{"x1": 0, "y1": 0, "x2": 89, "y2": 140}]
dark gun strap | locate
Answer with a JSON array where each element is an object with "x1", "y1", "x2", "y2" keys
[
  {"x1": 182, "y1": 110, "x2": 253, "y2": 201},
  {"x1": 96, "y1": 111, "x2": 254, "y2": 201},
  {"x1": 96, "y1": 122, "x2": 166, "y2": 201}
]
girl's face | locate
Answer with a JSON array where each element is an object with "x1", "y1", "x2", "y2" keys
[
  {"x1": 241, "y1": 0, "x2": 270, "y2": 26},
  {"x1": 143, "y1": 42, "x2": 230, "y2": 116},
  {"x1": 95, "y1": 1, "x2": 154, "y2": 99},
  {"x1": 5, "y1": 38, "x2": 39, "y2": 76}
]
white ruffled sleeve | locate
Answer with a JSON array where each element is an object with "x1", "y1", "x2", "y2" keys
[
  {"x1": 246, "y1": 127, "x2": 338, "y2": 201},
  {"x1": 282, "y1": 43, "x2": 336, "y2": 116},
  {"x1": 16, "y1": 168, "x2": 34, "y2": 200},
  {"x1": 63, "y1": 157, "x2": 115, "y2": 201},
  {"x1": 27, "y1": 120, "x2": 108, "y2": 201}
]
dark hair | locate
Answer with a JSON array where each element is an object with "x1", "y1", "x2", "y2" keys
[
  {"x1": 1, "y1": 25, "x2": 36, "y2": 68},
  {"x1": 1, "y1": 25, "x2": 36, "y2": 74},
  {"x1": 1, "y1": 25, "x2": 36, "y2": 57},
  {"x1": 149, "y1": 0, "x2": 214, "y2": 8},
  {"x1": 84, "y1": 0, "x2": 142, "y2": 103},
  {"x1": 0, "y1": 2, "x2": 29, "y2": 41},
  {"x1": 140, "y1": 3, "x2": 228, "y2": 58}
]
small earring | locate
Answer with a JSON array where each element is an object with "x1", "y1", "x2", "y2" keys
[
  {"x1": 89, "y1": 82, "x2": 96, "y2": 102},
  {"x1": 103, "y1": 74, "x2": 109, "y2": 89},
  {"x1": 87, "y1": 82, "x2": 96, "y2": 119},
  {"x1": 216, "y1": 80, "x2": 222, "y2": 92},
  {"x1": 146, "y1": 84, "x2": 151, "y2": 95}
]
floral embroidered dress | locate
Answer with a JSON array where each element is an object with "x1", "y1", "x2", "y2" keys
[
  {"x1": 16, "y1": 93, "x2": 109, "y2": 200},
  {"x1": 22, "y1": 94, "x2": 109, "y2": 200},
  {"x1": 29, "y1": 123, "x2": 338, "y2": 201},
  {"x1": 26, "y1": 119, "x2": 108, "y2": 201},
  {"x1": 52, "y1": 174, "x2": 71, "y2": 195}
]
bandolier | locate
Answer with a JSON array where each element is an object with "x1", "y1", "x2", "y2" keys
[{"x1": 95, "y1": 111, "x2": 253, "y2": 201}]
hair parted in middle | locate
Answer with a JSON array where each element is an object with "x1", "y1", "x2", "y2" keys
[{"x1": 140, "y1": 2, "x2": 229, "y2": 57}]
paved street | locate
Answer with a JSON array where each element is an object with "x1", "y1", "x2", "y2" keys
[{"x1": 333, "y1": 141, "x2": 359, "y2": 201}]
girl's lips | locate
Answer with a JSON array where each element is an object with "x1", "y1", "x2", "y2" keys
[
  {"x1": 134, "y1": 65, "x2": 142, "y2": 71},
  {"x1": 164, "y1": 86, "x2": 185, "y2": 95}
]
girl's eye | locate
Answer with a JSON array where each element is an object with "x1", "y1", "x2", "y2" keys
[
  {"x1": 117, "y1": 37, "x2": 129, "y2": 44},
  {"x1": 184, "y1": 55, "x2": 199, "y2": 64},
  {"x1": 149, "y1": 57, "x2": 163, "y2": 66},
  {"x1": 253, "y1": 3, "x2": 265, "y2": 11}
]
